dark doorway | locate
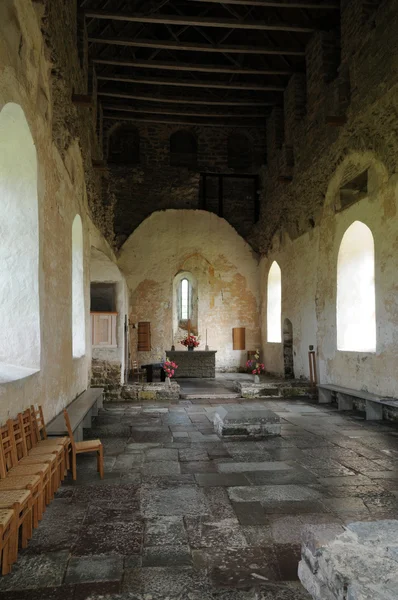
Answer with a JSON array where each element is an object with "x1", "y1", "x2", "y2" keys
[{"x1": 283, "y1": 318, "x2": 294, "y2": 379}]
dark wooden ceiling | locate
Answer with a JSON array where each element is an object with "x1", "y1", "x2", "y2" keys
[{"x1": 80, "y1": 0, "x2": 340, "y2": 128}]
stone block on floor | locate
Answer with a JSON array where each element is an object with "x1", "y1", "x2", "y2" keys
[
  {"x1": 213, "y1": 406, "x2": 281, "y2": 439},
  {"x1": 298, "y1": 520, "x2": 398, "y2": 600}
]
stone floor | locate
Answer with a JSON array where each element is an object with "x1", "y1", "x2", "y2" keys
[{"x1": 2, "y1": 395, "x2": 398, "y2": 600}]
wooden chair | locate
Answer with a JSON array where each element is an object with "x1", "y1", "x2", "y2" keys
[
  {"x1": 0, "y1": 490, "x2": 33, "y2": 552},
  {"x1": 7, "y1": 419, "x2": 53, "y2": 506},
  {"x1": 0, "y1": 509, "x2": 17, "y2": 575},
  {"x1": 132, "y1": 360, "x2": 146, "y2": 382},
  {"x1": 63, "y1": 410, "x2": 104, "y2": 481},
  {"x1": 13, "y1": 416, "x2": 60, "y2": 498},
  {"x1": 0, "y1": 424, "x2": 43, "y2": 527},
  {"x1": 30, "y1": 405, "x2": 70, "y2": 472},
  {"x1": 20, "y1": 410, "x2": 64, "y2": 486}
]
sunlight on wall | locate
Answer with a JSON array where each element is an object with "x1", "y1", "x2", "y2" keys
[
  {"x1": 267, "y1": 261, "x2": 282, "y2": 343},
  {"x1": 0, "y1": 103, "x2": 40, "y2": 377},
  {"x1": 72, "y1": 214, "x2": 85, "y2": 357},
  {"x1": 337, "y1": 221, "x2": 376, "y2": 352}
]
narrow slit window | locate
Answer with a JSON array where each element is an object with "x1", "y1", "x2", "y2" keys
[
  {"x1": 267, "y1": 261, "x2": 282, "y2": 343},
  {"x1": 180, "y1": 278, "x2": 190, "y2": 320}
]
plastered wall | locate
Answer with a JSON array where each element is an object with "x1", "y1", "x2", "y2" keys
[
  {"x1": 0, "y1": 1, "x2": 116, "y2": 423},
  {"x1": 118, "y1": 210, "x2": 261, "y2": 372},
  {"x1": 261, "y1": 154, "x2": 398, "y2": 398}
]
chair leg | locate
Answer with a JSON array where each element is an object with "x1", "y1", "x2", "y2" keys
[
  {"x1": 2, "y1": 535, "x2": 10, "y2": 576},
  {"x1": 32, "y1": 497, "x2": 39, "y2": 530},
  {"x1": 65, "y1": 445, "x2": 70, "y2": 471},
  {"x1": 9, "y1": 518, "x2": 18, "y2": 567},
  {"x1": 72, "y1": 452, "x2": 77, "y2": 481},
  {"x1": 98, "y1": 445, "x2": 104, "y2": 479},
  {"x1": 21, "y1": 508, "x2": 32, "y2": 548}
]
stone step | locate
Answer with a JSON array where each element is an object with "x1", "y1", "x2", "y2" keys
[{"x1": 180, "y1": 393, "x2": 239, "y2": 400}]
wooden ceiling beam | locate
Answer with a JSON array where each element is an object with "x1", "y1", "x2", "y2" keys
[
  {"x1": 103, "y1": 113, "x2": 264, "y2": 127},
  {"x1": 88, "y1": 36, "x2": 305, "y2": 56},
  {"x1": 99, "y1": 91, "x2": 274, "y2": 106},
  {"x1": 84, "y1": 10, "x2": 315, "y2": 33},
  {"x1": 185, "y1": 0, "x2": 339, "y2": 8},
  {"x1": 93, "y1": 57, "x2": 292, "y2": 76},
  {"x1": 102, "y1": 104, "x2": 267, "y2": 118},
  {"x1": 97, "y1": 74, "x2": 285, "y2": 91}
]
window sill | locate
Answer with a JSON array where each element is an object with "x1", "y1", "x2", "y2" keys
[
  {"x1": 0, "y1": 363, "x2": 40, "y2": 384},
  {"x1": 337, "y1": 349, "x2": 376, "y2": 354}
]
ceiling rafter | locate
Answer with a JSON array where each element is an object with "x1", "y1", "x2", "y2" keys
[
  {"x1": 88, "y1": 36, "x2": 305, "y2": 56},
  {"x1": 84, "y1": 10, "x2": 315, "y2": 33},
  {"x1": 98, "y1": 91, "x2": 275, "y2": 105},
  {"x1": 97, "y1": 74, "x2": 285, "y2": 91},
  {"x1": 93, "y1": 57, "x2": 293, "y2": 75},
  {"x1": 103, "y1": 104, "x2": 267, "y2": 117},
  {"x1": 102, "y1": 113, "x2": 265, "y2": 127},
  {"x1": 182, "y1": 0, "x2": 339, "y2": 8}
]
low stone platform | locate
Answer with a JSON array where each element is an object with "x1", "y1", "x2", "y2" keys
[
  {"x1": 234, "y1": 379, "x2": 313, "y2": 399},
  {"x1": 213, "y1": 406, "x2": 281, "y2": 439},
  {"x1": 120, "y1": 381, "x2": 180, "y2": 402},
  {"x1": 299, "y1": 520, "x2": 398, "y2": 600}
]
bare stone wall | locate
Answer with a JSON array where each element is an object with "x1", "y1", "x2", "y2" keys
[
  {"x1": 37, "y1": 0, "x2": 114, "y2": 245},
  {"x1": 104, "y1": 122, "x2": 265, "y2": 247},
  {"x1": 91, "y1": 359, "x2": 122, "y2": 402},
  {"x1": 252, "y1": 0, "x2": 398, "y2": 253},
  {"x1": 167, "y1": 351, "x2": 216, "y2": 379}
]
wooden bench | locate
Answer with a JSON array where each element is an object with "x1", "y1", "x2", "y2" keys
[
  {"x1": 317, "y1": 383, "x2": 398, "y2": 421},
  {"x1": 46, "y1": 388, "x2": 104, "y2": 442}
]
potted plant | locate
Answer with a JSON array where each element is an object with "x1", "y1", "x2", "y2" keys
[
  {"x1": 246, "y1": 350, "x2": 265, "y2": 383},
  {"x1": 180, "y1": 334, "x2": 200, "y2": 351},
  {"x1": 163, "y1": 358, "x2": 178, "y2": 386}
]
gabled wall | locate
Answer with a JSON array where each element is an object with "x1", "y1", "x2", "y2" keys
[{"x1": 118, "y1": 210, "x2": 261, "y2": 372}]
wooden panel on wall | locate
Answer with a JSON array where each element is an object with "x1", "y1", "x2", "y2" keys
[
  {"x1": 232, "y1": 327, "x2": 245, "y2": 350},
  {"x1": 91, "y1": 312, "x2": 117, "y2": 347},
  {"x1": 138, "y1": 321, "x2": 151, "y2": 351}
]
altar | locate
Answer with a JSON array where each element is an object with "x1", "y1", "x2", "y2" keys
[{"x1": 167, "y1": 350, "x2": 217, "y2": 378}]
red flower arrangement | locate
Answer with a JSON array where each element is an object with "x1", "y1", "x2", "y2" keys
[
  {"x1": 246, "y1": 350, "x2": 265, "y2": 375},
  {"x1": 180, "y1": 334, "x2": 200, "y2": 348},
  {"x1": 163, "y1": 358, "x2": 178, "y2": 378}
]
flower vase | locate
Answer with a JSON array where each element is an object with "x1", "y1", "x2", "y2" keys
[
  {"x1": 254, "y1": 374, "x2": 260, "y2": 384},
  {"x1": 166, "y1": 376, "x2": 171, "y2": 387},
  {"x1": 188, "y1": 346, "x2": 194, "y2": 351}
]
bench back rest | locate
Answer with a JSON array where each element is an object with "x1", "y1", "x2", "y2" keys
[
  {"x1": 20, "y1": 409, "x2": 36, "y2": 451},
  {"x1": 12, "y1": 417, "x2": 28, "y2": 462},
  {"x1": 30, "y1": 404, "x2": 47, "y2": 442},
  {"x1": 132, "y1": 360, "x2": 142, "y2": 372},
  {"x1": 63, "y1": 410, "x2": 76, "y2": 451},
  {"x1": 0, "y1": 422, "x2": 18, "y2": 477}
]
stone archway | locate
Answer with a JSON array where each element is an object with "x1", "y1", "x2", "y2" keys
[{"x1": 283, "y1": 318, "x2": 294, "y2": 379}]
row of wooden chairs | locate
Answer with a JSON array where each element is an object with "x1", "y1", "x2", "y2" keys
[{"x1": 0, "y1": 406, "x2": 70, "y2": 576}]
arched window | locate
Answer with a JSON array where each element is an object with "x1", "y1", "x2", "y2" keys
[
  {"x1": 228, "y1": 131, "x2": 252, "y2": 170},
  {"x1": 0, "y1": 103, "x2": 40, "y2": 378},
  {"x1": 180, "y1": 278, "x2": 190, "y2": 321},
  {"x1": 170, "y1": 130, "x2": 197, "y2": 167},
  {"x1": 337, "y1": 221, "x2": 376, "y2": 352},
  {"x1": 108, "y1": 125, "x2": 140, "y2": 165},
  {"x1": 72, "y1": 215, "x2": 86, "y2": 357},
  {"x1": 267, "y1": 261, "x2": 282, "y2": 343}
]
